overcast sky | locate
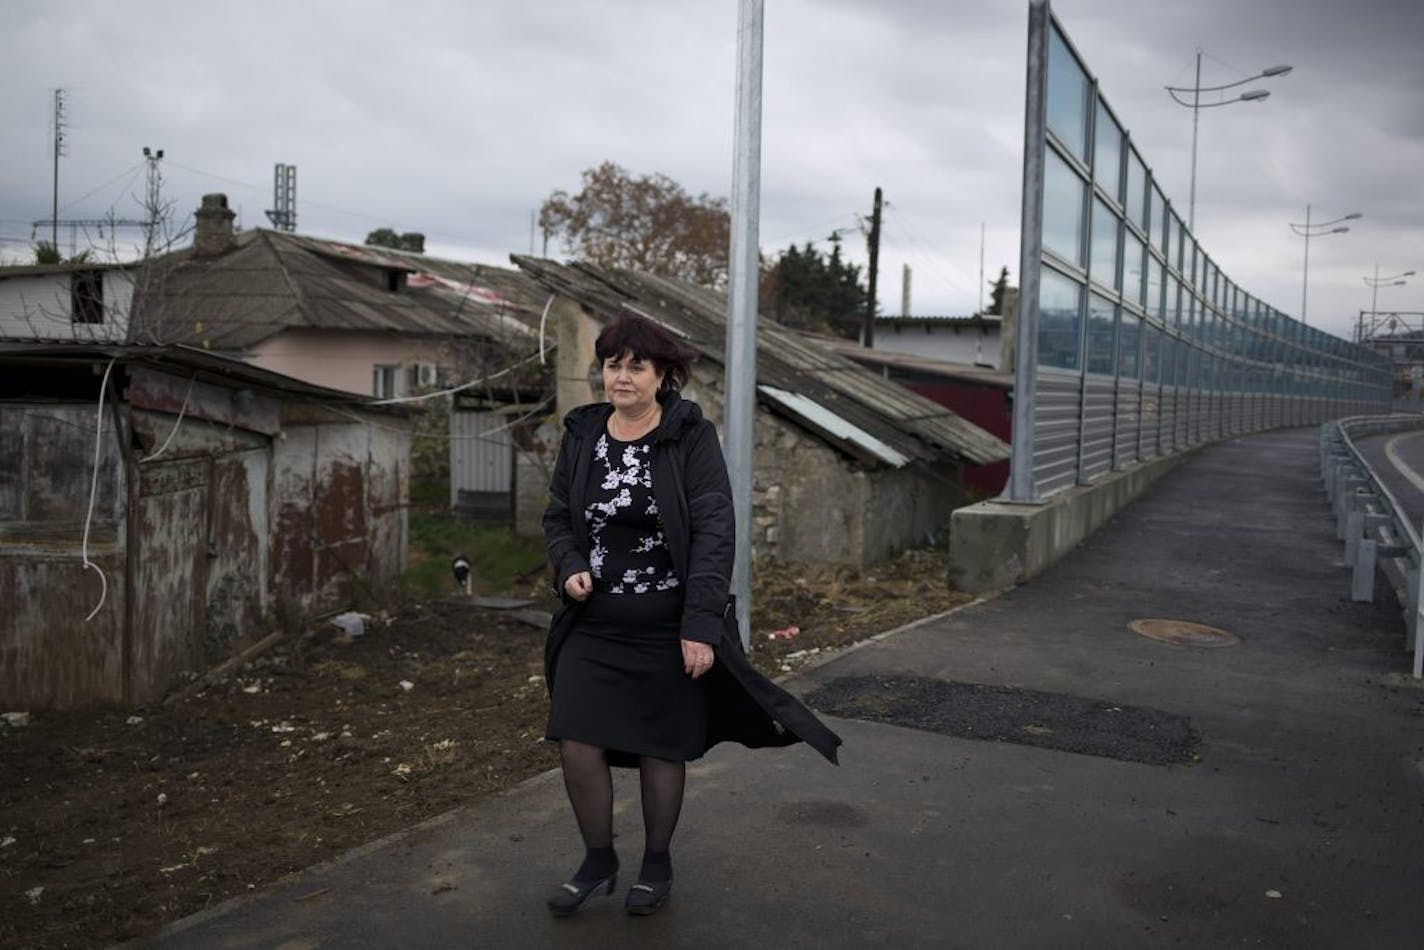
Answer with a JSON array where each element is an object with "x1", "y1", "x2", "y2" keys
[{"x1": 2, "y1": 0, "x2": 1421, "y2": 343}]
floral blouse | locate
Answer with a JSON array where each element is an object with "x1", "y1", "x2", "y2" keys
[{"x1": 584, "y1": 432, "x2": 680, "y2": 596}]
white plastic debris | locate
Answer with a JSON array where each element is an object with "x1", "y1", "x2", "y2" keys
[
  {"x1": 1265, "y1": 890, "x2": 1283, "y2": 899},
  {"x1": 330, "y1": 611, "x2": 369, "y2": 638},
  {"x1": 24, "y1": 886, "x2": 43, "y2": 905},
  {"x1": 126, "y1": 715, "x2": 143, "y2": 725},
  {"x1": 1, "y1": 836, "x2": 15, "y2": 848},
  {"x1": 2, "y1": 712, "x2": 30, "y2": 728},
  {"x1": 398, "y1": 680, "x2": 414, "y2": 692},
  {"x1": 156, "y1": 793, "x2": 168, "y2": 806}
]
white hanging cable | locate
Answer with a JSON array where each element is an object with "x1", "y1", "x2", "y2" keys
[
  {"x1": 82, "y1": 359, "x2": 116, "y2": 622},
  {"x1": 138, "y1": 374, "x2": 196, "y2": 463},
  {"x1": 538, "y1": 294, "x2": 555, "y2": 366}
]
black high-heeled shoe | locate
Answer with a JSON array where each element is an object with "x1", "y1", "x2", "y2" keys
[
  {"x1": 625, "y1": 878, "x2": 672, "y2": 916},
  {"x1": 547, "y1": 872, "x2": 617, "y2": 917}
]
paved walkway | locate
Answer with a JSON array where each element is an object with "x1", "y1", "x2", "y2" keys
[{"x1": 134, "y1": 427, "x2": 1424, "y2": 949}]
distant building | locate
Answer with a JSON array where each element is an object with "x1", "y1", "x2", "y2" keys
[
  {"x1": 0, "y1": 261, "x2": 137, "y2": 343},
  {"x1": 874, "y1": 314, "x2": 1003, "y2": 368}
]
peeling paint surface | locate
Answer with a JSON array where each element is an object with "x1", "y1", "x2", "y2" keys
[
  {"x1": 2, "y1": 365, "x2": 412, "y2": 709},
  {"x1": 0, "y1": 405, "x2": 126, "y2": 706}
]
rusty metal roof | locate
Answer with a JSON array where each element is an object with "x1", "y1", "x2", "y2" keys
[
  {"x1": 509, "y1": 256, "x2": 1009, "y2": 467},
  {"x1": 138, "y1": 231, "x2": 551, "y2": 353}
]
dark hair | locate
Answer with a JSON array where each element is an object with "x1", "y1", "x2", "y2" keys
[{"x1": 594, "y1": 311, "x2": 696, "y2": 391}]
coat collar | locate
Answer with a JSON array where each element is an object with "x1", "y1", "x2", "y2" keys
[{"x1": 564, "y1": 389, "x2": 702, "y2": 443}]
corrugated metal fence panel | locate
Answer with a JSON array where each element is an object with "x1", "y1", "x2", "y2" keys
[
  {"x1": 1158, "y1": 388, "x2": 1177, "y2": 455},
  {"x1": 1033, "y1": 371, "x2": 1082, "y2": 497},
  {"x1": 1113, "y1": 379, "x2": 1140, "y2": 468},
  {"x1": 450, "y1": 411, "x2": 513, "y2": 503},
  {"x1": 1138, "y1": 383, "x2": 1160, "y2": 460},
  {"x1": 1079, "y1": 376, "x2": 1115, "y2": 482}
]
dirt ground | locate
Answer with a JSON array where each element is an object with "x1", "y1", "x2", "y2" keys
[{"x1": 0, "y1": 549, "x2": 968, "y2": 950}]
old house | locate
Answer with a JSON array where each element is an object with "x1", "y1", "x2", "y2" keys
[
  {"x1": 0, "y1": 261, "x2": 137, "y2": 343},
  {"x1": 136, "y1": 195, "x2": 550, "y2": 400},
  {"x1": 509, "y1": 257, "x2": 1010, "y2": 567},
  {"x1": 0, "y1": 343, "x2": 411, "y2": 710},
  {"x1": 875, "y1": 313, "x2": 1004, "y2": 368}
]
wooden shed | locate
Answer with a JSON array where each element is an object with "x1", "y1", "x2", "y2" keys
[{"x1": 0, "y1": 343, "x2": 412, "y2": 709}]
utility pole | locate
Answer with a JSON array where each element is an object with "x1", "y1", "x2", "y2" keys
[
  {"x1": 51, "y1": 89, "x2": 66, "y2": 250},
  {"x1": 979, "y1": 221, "x2": 986, "y2": 314},
  {"x1": 723, "y1": 0, "x2": 764, "y2": 650},
  {"x1": 901, "y1": 264, "x2": 911, "y2": 317},
  {"x1": 141, "y1": 146, "x2": 164, "y2": 257},
  {"x1": 863, "y1": 186, "x2": 882, "y2": 347}
]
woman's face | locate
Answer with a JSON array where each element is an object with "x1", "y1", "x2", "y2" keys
[{"x1": 602, "y1": 350, "x2": 665, "y2": 416}]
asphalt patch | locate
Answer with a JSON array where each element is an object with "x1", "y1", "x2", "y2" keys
[{"x1": 807, "y1": 674, "x2": 1200, "y2": 767}]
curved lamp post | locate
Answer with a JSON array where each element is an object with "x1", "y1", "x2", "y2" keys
[
  {"x1": 1361, "y1": 265, "x2": 1416, "y2": 339},
  {"x1": 1290, "y1": 206, "x2": 1361, "y2": 324},
  {"x1": 1166, "y1": 51, "x2": 1292, "y2": 233}
]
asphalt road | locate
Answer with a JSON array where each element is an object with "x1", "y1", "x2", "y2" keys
[{"x1": 1352, "y1": 426, "x2": 1424, "y2": 531}]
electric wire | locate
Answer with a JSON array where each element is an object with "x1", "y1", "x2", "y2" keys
[
  {"x1": 82, "y1": 359, "x2": 115, "y2": 622},
  {"x1": 138, "y1": 374, "x2": 196, "y2": 462}
]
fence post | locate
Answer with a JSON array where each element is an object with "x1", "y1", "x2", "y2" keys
[
  {"x1": 1345, "y1": 509, "x2": 1364, "y2": 566},
  {"x1": 1412, "y1": 557, "x2": 1424, "y2": 680},
  {"x1": 1352, "y1": 538, "x2": 1377, "y2": 602}
]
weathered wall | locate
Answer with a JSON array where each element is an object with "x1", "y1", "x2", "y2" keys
[
  {"x1": 0, "y1": 403, "x2": 127, "y2": 708},
  {"x1": 2, "y1": 365, "x2": 412, "y2": 710},
  {"x1": 270, "y1": 410, "x2": 410, "y2": 617}
]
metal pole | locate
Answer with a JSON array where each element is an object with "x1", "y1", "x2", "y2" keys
[
  {"x1": 723, "y1": 0, "x2": 763, "y2": 651},
  {"x1": 864, "y1": 186, "x2": 882, "y2": 346},
  {"x1": 1370, "y1": 262, "x2": 1380, "y2": 333},
  {"x1": 1188, "y1": 49, "x2": 1201, "y2": 233},
  {"x1": 1301, "y1": 204, "x2": 1312, "y2": 324},
  {"x1": 1007, "y1": 0, "x2": 1050, "y2": 502}
]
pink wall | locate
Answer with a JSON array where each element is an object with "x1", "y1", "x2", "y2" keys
[{"x1": 249, "y1": 329, "x2": 454, "y2": 396}]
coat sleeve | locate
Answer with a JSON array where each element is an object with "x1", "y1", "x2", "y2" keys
[
  {"x1": 542, "y1": 430, "x2": 589, "y2": 600},
  {"x1": 680, "y1": 420, "x2": 736, "y2": 644}
]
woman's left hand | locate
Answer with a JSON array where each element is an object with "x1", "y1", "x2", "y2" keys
[{"x1": 681, "y1": 639, "x2": 715, "y2": 679}]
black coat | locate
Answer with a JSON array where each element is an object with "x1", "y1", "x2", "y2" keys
[{"x1": 542, "y1": 391, "x2": 841, "y2": 766}]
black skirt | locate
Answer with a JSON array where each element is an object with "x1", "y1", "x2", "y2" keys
[{"x1": 545, "y1": 590, "x2": 709, "y2": 764}]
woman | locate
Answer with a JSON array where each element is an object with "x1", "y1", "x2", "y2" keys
[{"x1": 542, "y1": 311, "x2": 841, "y2": 918}]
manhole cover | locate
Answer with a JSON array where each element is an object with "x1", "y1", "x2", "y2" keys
[{"x1": 1129, "y1": 618, "x2": 1239, "y2": 648}]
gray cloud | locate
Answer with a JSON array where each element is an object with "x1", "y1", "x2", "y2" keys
[{"x1": 1, "y1": 0, "x2": 1419, "y2": 340}]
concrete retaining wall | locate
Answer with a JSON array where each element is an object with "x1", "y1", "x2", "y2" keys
[{"x1": 948, "y1": 450, "x2": 1192, "y2": 595}]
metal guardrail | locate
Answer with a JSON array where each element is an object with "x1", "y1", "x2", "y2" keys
[{"x1": 1321, "y1": 415, "x2": 1424, "y2": 678}]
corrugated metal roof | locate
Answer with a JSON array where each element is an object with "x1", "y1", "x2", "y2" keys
[
  {"x1": 509, "y1": 255, "x2": 1010, "y2": 468},
  {"x1": 758, "y1": 384, "x2": 912, "y2": 467}
]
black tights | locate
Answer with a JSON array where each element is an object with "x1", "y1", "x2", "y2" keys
[{"x1": 559, "y1": 740, "x2": 685, "y2": 882}]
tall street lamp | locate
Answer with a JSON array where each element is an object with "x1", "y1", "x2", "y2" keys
[
  {"x1": 1289, "y1": 205, "x2": 1361, "y2": 325},
  {"x1": 1166, "y1": 51, "x2": 1292, "y2": 233},
  {"x1": 1361, "y1": 265, "x2": 1415, "y2": 340}
]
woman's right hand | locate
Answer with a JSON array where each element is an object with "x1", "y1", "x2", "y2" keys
[{"x1": 564, "y1": 571, "x2": 593, "y2": 602}]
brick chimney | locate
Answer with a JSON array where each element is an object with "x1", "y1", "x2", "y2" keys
[{"x1": 193, "y1": 193, "x2": 236, "y2": 258}]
